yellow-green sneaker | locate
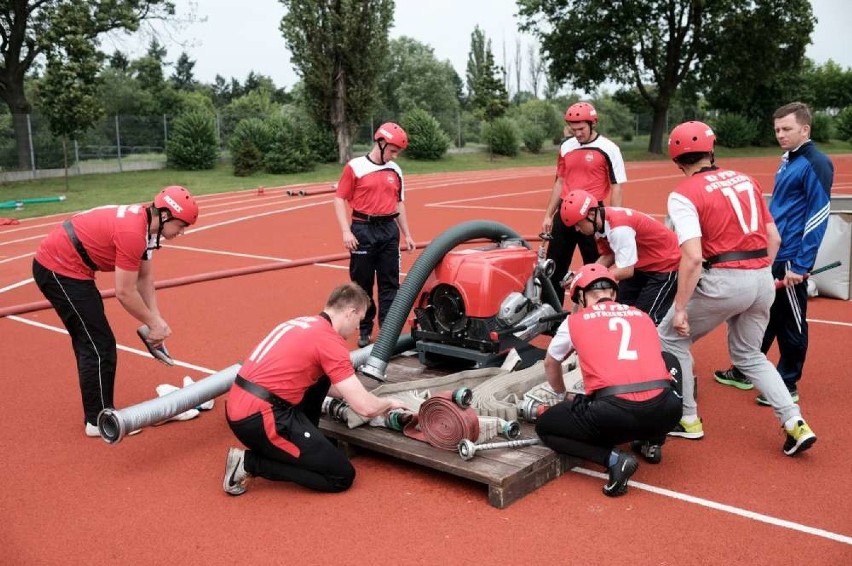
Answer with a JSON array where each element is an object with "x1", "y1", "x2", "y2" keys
[
  {"x1": 783, "y1": 419, "x2": 816, "y2": 456},
  {"x1": 667, "y1": 418, "x2": 704, "y2": 439}
]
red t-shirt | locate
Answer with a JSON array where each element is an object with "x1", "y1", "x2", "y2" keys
[
  {"x1": 555, "y1": 301, "x2": 672, "y2": 401},
  {"x1": 596, "y1": 207, "x2": 680, "y2": 273},
  {"x1": 226, "y1": 315, "x2": 355, "y2": 420},
  {"x1": 34, "y1": 205, "x2": 151, "y2": 280},
  {"x1": 335, "y1": 155, "x2": 404, "y2": 215},
  {"x1": 669, "y1": 168, "x2": 772, "y2": 269},
  {"x1": 556, "y1": 135, "x2": 627, "y2": 202}
]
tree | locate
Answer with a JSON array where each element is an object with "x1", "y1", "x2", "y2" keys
[
  {"x1": 0, "y1": 1, "x2": 174, "y2": 169},
  {"x1": 279, "y1": 0, "x2": 394, "y2": 163},
  {"x1": 527, "y1": 42, "x2": 544, "y2": 99},
  {"x1": 800, "y1": 59, "x2": 852, "y2": 112},
  {"x1": 465, "y1": 26, "x2": 508, "y2": 121},
  {"x1": 377, "y1": 37, "x2": 462, "y2": 138},
  {"x1": 702, "y1": 0, "x2": 815, "y2": 140},
  {"x1": 171, "y1": 52, "x2": 197, "y2": 91},
  {"x1": 39, "y1": 3, "x2": 103, "y2": 186},
  {"x1": 518, "y1": 0, "x2": 816, "y2": 154}
]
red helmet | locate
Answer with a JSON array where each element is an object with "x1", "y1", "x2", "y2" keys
[
  {"x1": 668, "y1": 121, "x2": 716, "y2": 160},
  {"x1": 560, "y1": 190, "x2": 597, "y2": 227},
  {"x1": 374, "y1": 122, "x2": 409, "y2": 149},
  {"x1": 154, "y1": 185, "x2": 198, "y2": 226},
  {"x1": 568, "y1": 263, "x2": 618, "y2": 303},
  {"x1": 564, "y1": 102, "x2": 598, "y2": 124}
]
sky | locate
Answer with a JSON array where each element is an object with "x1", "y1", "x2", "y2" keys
[{"x1": 108, "y1": 0, "x2": 852, "y2": 91}]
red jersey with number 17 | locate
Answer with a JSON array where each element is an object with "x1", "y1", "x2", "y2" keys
[
  {"x1": 668, "y1": 167, "x2": 772, "y2": 269},
  {"x1": 567, "y1": 301, "x2": 671, "y2": 401},
  {"x1": 226, "y1": 315, "x2": 354, "y2": 420}
]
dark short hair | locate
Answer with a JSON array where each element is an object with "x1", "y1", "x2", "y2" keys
[
  {"x1": 326, "y1": 282, "x2": 370, "y2": 311},
  {"x1": 773, "y1": 102, "x2": 811, "y2": 126},
  {"x1": 673, "y1": 151, "x2": 712, "y2": 166}
]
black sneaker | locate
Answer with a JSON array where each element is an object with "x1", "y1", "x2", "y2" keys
[
  {"x1": 357, "y1": 334, "x2": 371, "y2": 348},
  {"x1": 713, "y1": 366, "x2": 754, "y2": 390},
  {"x1": 757, "y1": 390, "x2": 799, "y2": 406},
  {"x1": 602, "y1": 451, "x2": 639, "y2": 497},
  {"x1": 630, "y1": 440, "x2": 662, "y2": 464}
]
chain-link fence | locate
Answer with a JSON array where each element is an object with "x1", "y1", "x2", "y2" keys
[{"x1": 1, "y1": 108, "x2": 698, "y2": 182}]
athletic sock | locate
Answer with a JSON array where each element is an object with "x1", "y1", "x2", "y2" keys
[
  {"x1": 681, "y1": 414, "x2": 699, "y2": 425},
  {"x1": 784, "y1": 416, "x2": 802, "y2": 430}
]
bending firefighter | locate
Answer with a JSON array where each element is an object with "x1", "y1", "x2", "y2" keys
[
  {"x1": 32, "y1": 186, "x2": 199, "y2": 437},
  {"x1": 222, "y1": 283, "x2": 409, "y2": 496},
  {"x1": 536, "y1": 264, "x2": 682, "y2": 497}
]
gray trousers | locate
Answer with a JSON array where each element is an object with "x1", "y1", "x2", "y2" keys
[{"x1": 658, "y1": 267, "x2": 800, "y2": 426}]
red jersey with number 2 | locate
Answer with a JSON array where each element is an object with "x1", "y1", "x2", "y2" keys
[
  {"x1": 568, "y1": 301, "x2": 672, "y2": 401},
  {"x1": 671, "y1": 168, "x2": 772, "y2": 269}
]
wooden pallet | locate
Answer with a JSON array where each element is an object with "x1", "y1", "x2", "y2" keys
[{"x1": 318, "y1": 353, "x2": 577, "y2": 508}]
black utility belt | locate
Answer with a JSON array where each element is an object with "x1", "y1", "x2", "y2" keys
[
  {"x1": 62, "y1": 220, "x2": 99, "y2": 271},
  {"x1": 592, "y1": 379, "x2": 672, "y2": 399},
  {"x1": 703, "y1": 248, "x2": 767, "y2": 270},
  {"x1": 234, "y1": 375, "x2": 292, "y2": 410},
  {"x1": 352, "y1": 210, "x2": 399, "y2": 224}
]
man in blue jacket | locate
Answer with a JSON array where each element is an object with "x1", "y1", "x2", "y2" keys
[{"x1": 714, "y1": 102, "x2": 834, "y2": 404}]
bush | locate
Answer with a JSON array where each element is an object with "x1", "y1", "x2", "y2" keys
[
  {"x1": 309, "y1": 127, "x2": 339, "y2": 163},
  {"x1": 521, "y1": 124, "x2": 546, "y2": 154},
  {"x1": 711, "y1": 113, "x2": 756, "y2": 148},
  {"x1": 263, "y1": 113, "x2": 314, "y2": 174},
  {"x1": 166, "y1": 110, "x2": 219, "y2": 170},
  {"x1": 400, "y1": 108, "x2": 450, "y2": 160},
  {"x1": 482, "y1": 118, "x2": 520, "y2": 156},
  {"x1": 229, "y1": 118, "x2": 272, "y2": 176},
  {"x1": 835, "y1": 106, "x2": 852, "y2": 143},
  {"x1": 810, "y1": 112, "x2": 833, "y2": 143}
]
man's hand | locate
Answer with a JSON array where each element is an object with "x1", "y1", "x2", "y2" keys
[
  {"x1": 145, "y1": 318, "x2": 171, "y2": 345},
  {"x1": 342, "y1": 229, "x2": 359, "y2": 251},
  {"x1": 542, "y1": 215, "x2": 554, "y2": 234},
  {"x1": 783, "y1": 269, "x2": 805, "y2": 288},
  {"x1": 673, "y1": 308, "x2": 690, "y2": 337},
  {"x1": 403, "y1": 235, "x2": 416, "y2": 253}
]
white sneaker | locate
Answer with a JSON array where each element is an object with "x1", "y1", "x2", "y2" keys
[
  {"x1": 223, "y1": 447, "x2": 249, "y2": 496},
  {"x1": 155, "y1": 383, "x2": 201, "y2": 423}
]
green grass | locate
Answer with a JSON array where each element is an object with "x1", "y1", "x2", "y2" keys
[{"x1": 2, "y1": 138, "x2": 849, "y2": 220}]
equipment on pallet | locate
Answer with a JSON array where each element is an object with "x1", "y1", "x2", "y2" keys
[{"x1": 411, "y1": 233, "x2": 563, "y2": 368}]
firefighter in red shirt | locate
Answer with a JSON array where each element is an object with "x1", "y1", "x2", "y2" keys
[
  {"x1": 560, "y1": 189, "x2": 680, "y2": 325},
  {"x1": 658, "y1": 121, "x2": 816, "y2": 456},
  {"x1": 542, "y1": 102, "x2": 628, "y2": 306},
  {"x1": 32, "y1": 186, "x2": 199, "y2": 437},
  {"x1": 536, "y1": 264, "x2": 682, "y2": 497},
  {"x1": 333, "y1": 123, "x2": 416, "y2": 348},
  {"x1": 222, "y1": 283, "x2": 409, "y2": 496}
]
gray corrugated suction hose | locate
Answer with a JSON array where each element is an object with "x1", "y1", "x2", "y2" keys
[
  {"x1": 360, "y1": 220, "x2": 525, "y2": 381},
  {"x1": 97, "y1": 336, "x2": 417, "y2": 444}
]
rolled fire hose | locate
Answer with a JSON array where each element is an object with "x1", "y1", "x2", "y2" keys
[
  {"x1": 96, "y1": 335, "x2": 416, "y2": 444},
  {"x1": 361, "y1": 220, "x2": 527, "y2": 381},
  {"x1": 402, "y1": 390, "x2": 480, "y2": 451}
]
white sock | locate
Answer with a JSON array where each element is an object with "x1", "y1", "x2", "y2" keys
[
  {"x1": 784, "y1": 416, "x2": 803, "y2": 430},
  {"x1": 681, "y1": 414, "x2": 699, "y2": 425}
]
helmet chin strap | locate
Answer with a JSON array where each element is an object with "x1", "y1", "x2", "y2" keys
[
  {"x1": 376, "y1": 140, "x2": 389, "y2": 164},
  {"x1": 593, "y1": 206, "x2": 606, "y2": 235},
  {"x1": 147, "y1": 207, "x2": 168, "y2": 250}
]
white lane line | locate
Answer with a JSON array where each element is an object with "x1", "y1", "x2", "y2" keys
[
  {"x1": 572, "y1": 467, "x2": 852, "y2": 545},
  {"x1": 0, "y1": 234, "x2": 44, "y2": 247},
  {"x1": 0, "y1": 277, "x2": 33, "y2": 293},
  {"x1": 807, "y1": 318, "x2": 852, "y2": 327},
  {"x1": 0, "y1": 251, "x2": 34, "y2": 264},
  {"x1": 7, "y1": 315, "x2": 217, "y2": 374},
  {"x1": 162, "y1": 244, "x2": 293, "y2": 263}
]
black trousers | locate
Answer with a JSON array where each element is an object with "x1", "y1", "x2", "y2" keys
[
  {"x1": 760, "y1": 261, "x2": 810, "y2": 390},
  {"x1": 617, "y1": 270, "x2": 678, "y2": 326},
  {"x1": 32, "y1": 259, "x2": 117, "y2": 425},
  {"x1": 546, "y1": 210, "x2": 599, "y2": 306},
  {"x1": 227, "y1": 376, "x2": 355, "y2": 492},
  {"x1": 349, "y1": 220, "x2": 400, "y2": 337},
  {"x1": 535, "y1": 388, "x2": 682, "y2": 467}
]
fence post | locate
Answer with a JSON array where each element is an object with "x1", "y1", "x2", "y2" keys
[
  {"x1": 115, "y1": 114, "x2": 123, "y2": 172},
  {"x1": 163, "y1": 114, "x2": 168, "y2": 147},
  {"x1": 26, "y1": 113, "x2": 36, "y2": 176},
  {"x1": 74, "y1": 139, "x2": 80, "y2": 175}
]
